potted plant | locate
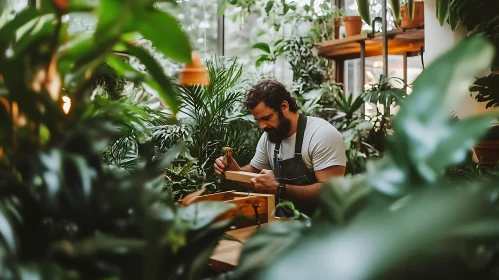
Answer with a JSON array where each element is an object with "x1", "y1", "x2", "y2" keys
[
  {"x1": 469, "y1": 73, "x2": 499, "y2": 167},
  {"x1": 357, "y1": 0, "x2": 422, "y2": 28},
  {"x1": 312, "y1": 3, "x2": 345, "y2": 40},
  {"x1": 343, "y1": 13, "x2": 363, "y2": 37},
  {"x1": 331, "y1": 7, "x2": 345, "y2": 39},
  {"x1": 400, "y1": 0, "x2": 424, "y2": 28}
]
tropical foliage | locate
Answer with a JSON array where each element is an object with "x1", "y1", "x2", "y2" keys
[
  {"x1": 0, "y1": 1, "x2": 240, "y2": 279},
  {"x1": 177, "y1": 57, "x2": 260, "y2": 189}
]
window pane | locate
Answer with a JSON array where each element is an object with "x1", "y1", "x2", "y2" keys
[
  {"x1": 169, "y1": 0, "x2": 219, "y2": 58},
  {"x1": 345, "y1": 54, "x2": 423, "y2": 116}
]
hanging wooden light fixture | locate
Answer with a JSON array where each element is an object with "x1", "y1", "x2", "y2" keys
[{"x1": 179, "y1": 52, "x2": 209, "y2": 86}]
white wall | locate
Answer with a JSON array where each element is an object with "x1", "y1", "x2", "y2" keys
[{"x1": 424, "y1": 0, "x2": 495, "y2": 119}]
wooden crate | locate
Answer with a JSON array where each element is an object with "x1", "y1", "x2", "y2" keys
[{"x1": 186, "y1": 191, "x2": 275, "y2": 228}]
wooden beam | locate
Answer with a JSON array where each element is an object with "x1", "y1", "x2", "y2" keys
[{"x1": 225, "y1": 171, "x2": 257, "y2": 183}]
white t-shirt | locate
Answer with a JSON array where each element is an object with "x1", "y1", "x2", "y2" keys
[{"x1": 250, "y1": 116, "x2": 346, "y2": 172}]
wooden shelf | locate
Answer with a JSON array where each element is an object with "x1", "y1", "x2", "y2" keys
[{"x1": 315, "y1": 27, "x2": 425, "y2": 61}]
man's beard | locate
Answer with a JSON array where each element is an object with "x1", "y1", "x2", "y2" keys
[{"x1": 265, "y1": 112, "x2": 291, "y2": 143}]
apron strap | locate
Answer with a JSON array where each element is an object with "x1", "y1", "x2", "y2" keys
[{"x1": 294, "y1": 114, "x2": 307, "y2": 156}]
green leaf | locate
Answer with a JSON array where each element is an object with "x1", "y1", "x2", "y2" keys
[
  {"x1": 136, "y1": 9, "x2": 192, "y2": 63},
  {"x1": 387, "y1": 36, "x2": 495, "y2": 185},
  {"x1": 0, "y1": 8, "x2": 40, "y2": 42},
  {"x1": 252, "y1": 42, "x2": 271, "y2": 54},
  {"x1": 390, "y1": 0, "x2": 400, "y2": 20},
  {"x1": 49, "y1": 233, "x2": 144, "y2": 257},
  {"x1": 436, "y1": 0, "x2": 450, "y2": 25},
  {"x1": 19, "y1": 262, "x2": 68, "y2": 279},
  {"x1": 407, "y1": 0, "x2": 415, "y2": 19},
  {"x1": 255, "y1": 55, "x2": 270, "y2": 67},
  {"x1": 283, "y1": 3, "x2": 290, "y2": 14},
  {"x1": 154, "y1": 141, "x2": 186, "y2": 168},
  {"x1": 357, "y1": 0, "x2": 371, "y2": 26},
  {"x1": 265, "y1": 1, "x2": 274, "y2": 15},
  {"x1": 427, "y1": 114, "x2": 498, "y2": 173},
  {"x1": 0, "y1": 204, "x2": 17, "y2": 254},
  {"x1": 126, "y1": 44, "x2": 180, "y2": 114},
  {"x1": 178, "y1": 201, "x2": 237, "y2": 230},
  {"x1": 234, "y1": 221, "x2": 306, "y2": 278},
  {"x1": 249, "y1": 188, "x2": 487, "y2": 279},
  {"x1": 95, "y1": 0, "x2": 130, "y2": 42},
  {"x1": 106, "y1": 55, "x2": 144, "y2": 81},
  {"x1": 317, "y1": 175, "x2": 371, "y2": 224}
]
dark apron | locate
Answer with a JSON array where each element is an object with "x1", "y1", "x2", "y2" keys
[{"x1": 274, "y1": 114, "x2": 318, "y2": 217}]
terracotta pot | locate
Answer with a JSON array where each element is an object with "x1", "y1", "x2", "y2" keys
[
  {"x1": 474, "y1": 140, "x2": 499, "y2": 167},
  {"x1": 343, "y1": 16, "x2": 362, "y2": 37},
  {"x1": 332, "y1": 18, "x2": 342, "y2": 39},
  {"x1": 401, "y1": 2, "x2": 424, "y2": 28},
  {"x1": 474, "y1": 125, "x2": 499, "y2": 167}
]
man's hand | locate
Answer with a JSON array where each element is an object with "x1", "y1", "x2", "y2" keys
[
  {"x1": 250, "y1": 169, "x2": 279, "y2": 193},
  {"x1": 214, "y1": 156, "x2": 241, "y2": 179}
]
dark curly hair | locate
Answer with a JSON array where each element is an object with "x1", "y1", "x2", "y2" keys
[{"x1": 244, "y1": 80, "x2": 299, "y2": 112}]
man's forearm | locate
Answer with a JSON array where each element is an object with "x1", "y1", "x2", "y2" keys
[{"x1": 282, "y1": 183, "x2": 323, "y2": 205}]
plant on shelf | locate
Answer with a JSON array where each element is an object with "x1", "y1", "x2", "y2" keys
[
  {"x1": 360, "y1": 75, "x2": 408, "y2": 153},
  {"x1": 468, "y1": 73, "x2": 499, "y2": 167},
  {"x1": 356, "y1": 0, "x2": 423, "y2": 27},
  {"x1": 0, "y1": 1, "x2": 241, "y2": 279},
  {"x1": 309, "y1": 3, "x2": 345, "y2": 41}
]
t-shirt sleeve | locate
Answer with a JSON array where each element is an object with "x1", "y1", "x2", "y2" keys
[
  {"x1": 250, "y1": 133, "x2": 271, "y2": 171},
  {"x1": 309, "y1": 124, "x2": 347, "y2": 171}
]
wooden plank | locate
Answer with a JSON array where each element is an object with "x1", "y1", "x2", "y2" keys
[
  {"x1": 209, "y1": 226, "x2": 259, "y2": 272},
  {"x1": 225, "y1": 171, "x2": 257, "y2": 183},
  {"x1": 315, "y1": 27, "x2": 425, "y2": 60},
  {"x1": 234, "y1": 192, "x2": 275, "y2": 222},
  {"x1": 183, "y1": 191, "x2": 236, "y2": 204}
]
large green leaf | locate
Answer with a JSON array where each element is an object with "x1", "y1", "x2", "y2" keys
[
  {"x1": 0, "y1": 8, "x2": 40, "y2": 42},
  {"x1": 95, "y1": 0, "x2": 131, "y2": 42},
  {"x1": 126, "y1": 44, "x2": 180, "y2": 115},
  {"x1": 234, "y1": 221, "x2": 307, "y2": 278},
  {"x1": 249, "y1": 187, "x2": 489, "y2": 280},
  {"x1": 316, "y1": 175, "x2": 371, "y2": 224},
  {"x1": 136, "y1": 9, "x2": 191, "y2": 64},
  {"x1": 178, "y1": 201, "x2": 237, "y2": 230},
  {"x1": 390, "y1": 36, "x2": 495, "y2": 184}
]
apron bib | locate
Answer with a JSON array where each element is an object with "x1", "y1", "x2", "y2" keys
[{"x1": 274, "y1": 114, "x2": 318, "y2": 217}]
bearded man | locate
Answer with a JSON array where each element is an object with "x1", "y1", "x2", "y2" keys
[{"x1": 214, "y1": 80, "x2": 346, "y2": 216}]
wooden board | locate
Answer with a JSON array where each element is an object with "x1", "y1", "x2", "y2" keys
[
  {"x1": 225, "y1": 171, "x2": 257, "y2": 183},
  {"x1": 209, "y1": 225, "x2": 258, "y2": 272}
]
